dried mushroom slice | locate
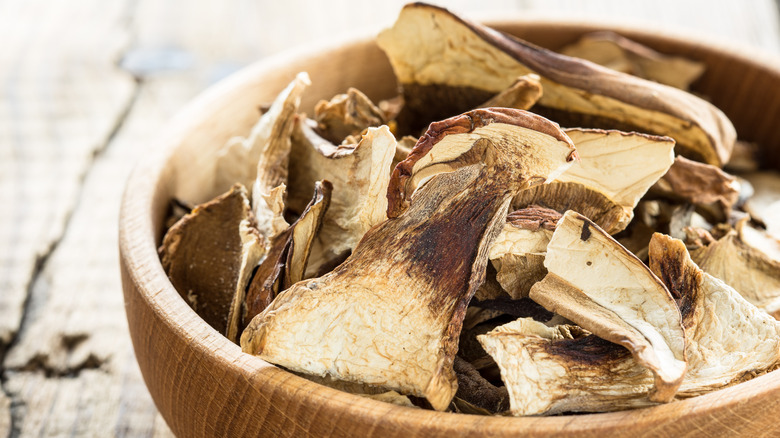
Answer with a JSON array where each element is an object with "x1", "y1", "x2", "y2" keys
[
  {"x1": 478, "y1": 318, "x2": 653, "y2": 416},
  {"x1": 477, "y1": 74, "x2": 543, "y2": 110},
  {"x1": 649, "y1": 233, "x2": 780, "y2": 394},
  {"x1": 242, "y1": 181, "x2": 332, "y2": 330},
  {"x1": 513, "y1": 129, "x2": 675, "y2": 234},
  {"x1": 488, "y1": 206, "x2": 560, "y2": 298},
  {"x1": 649, "y1": 156, "x2": 739, "y2": 224},
  {"x1": 314, "y1": 87, "x2": 386, "y2": 143},
  {"x1": 559, "y1": 31, "x2": 705, "y2": 90},
  {"x1": 215, "y1": 72, "x2": 309, "y2": 195},
  {"x1": 376, "y1": 3, "x2": 735, "y2": 165},
  {"x1": 529, "y1": 211, "x2": 686, "y2": 402},
  {"x1": 387, "y1": 107, "x2": 577, "y2": 217},
  {"x1": 241, "y1": 108, "x2": 575, "y2": 411},
  {"x1": 159, "y1": 184, "x2": 263, "y2": 338},
  {"x1": 288, "y1": 123, "x2": 396, "y2": 275},
  {"x1": 453, "y1": 356, "x2": 509, "y2": 414},
  {"x1": 689, "y1": 219, "x2": 780, "y2": 319}
]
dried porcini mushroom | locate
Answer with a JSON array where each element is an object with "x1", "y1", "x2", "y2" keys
[
  {"x1": 159, "y1": 184, "x2": 263, "y2": 340},
  {"x1": 387, "y1": 107, "x2": 577, "y2": 218},
  {"x1": 314, "y1": 87, "x2": 386, "y2": 143},
  {"x1": 288, "y1": 122, "x2": 397, "y2": 275},
  {"x1": 529, "y1": 211, "x2": 686, "y2": 402},
  {"x1": 649, "y1": 233, "x2": 780, "y2": 394},
  {"x1": 241, "y1": 108, "x2": 576, "y2": 411},
  {"x1": 559, "y1": 31, "x2": 706, "y2": 90},
  {"x1": 477, "y1": 74, "x2": 543, "y2": 110},
  {"x1": 453, "y1": 356, "x2": 509, "y2": 414},
  {"x1": 513, "y1": 129, "x2": 675, "y2": 234},
  {"x1": 488, "y1": 206, "x2": 560, "y2": 298},
  {"x1": 477, "y1": 317, "x2": 651, "y2": 416},
  {"x1": 376, "y1": 3, "x2": 735, "y2": 165},
  {"x1": 690, "y1": 218, "x2": 780, "y2": 319},
  {"x1": 215, "y1": 72, "x2": 310, "y2": 196},
  {"x1": 242, "y1": 181, "x2": 332, "y2": 329},
  {"x1": 648, "y1": 156, "x2": 739, "y2": 224}
]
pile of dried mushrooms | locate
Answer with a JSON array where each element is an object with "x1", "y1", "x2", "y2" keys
[{"x1": 158, "y1": 3, "x2": 780, "y2": 416}]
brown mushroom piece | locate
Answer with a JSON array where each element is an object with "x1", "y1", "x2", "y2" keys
[
  {"x1": 241, "y1": 108, "x2": 576, "y2": 411},
  {"x1": 690, "y1": 218, "x2": 780, "y2": 319},
  {"x1": 559, "y1": 31, "x2": 706, "y2": 90},
  {"x1": 242, "y1": 181, "x2": 332, "y2": 332},
  {"x1": 478, "y1": 318, "x2": 649, "y2": 416},
  {"x1": 288, "y1": 122, "x2": 397, "y2": 276},
  {"x1": 476, "y1": 74, "x2": 543, "y2": 110},
  {"x1": 314, "y1": 87, "x2": 387, "y2": 144},
  {"x1": 513, "y1": 129, "x2": 675, "y2": 234},
  {"x1": 488, "y1": 205, "x2": 559, "y2": 298},
  {"x1": 376, "y1": 3, "x2": 735, "y2": 166},
  {"x1": 479, "y1": 233, "x2": 780, "y2": 416},
  {"x1": 529, "y1": 211, "x2": 686, "y2": 403},
  {"x1": 650, "y1": 233, "x2": 780, "y2": 395},
  {"x1": 214, "y1": 72, "x2": 309, "y2": 197},
  {"x1": 159, "y1": 184, "x2": 263, "y2": 339},
  {"x1": 648, "y1": 156, "x2": 739, "y2": 224}
]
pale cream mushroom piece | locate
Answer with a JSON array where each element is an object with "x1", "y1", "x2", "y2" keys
[
  {"x1": 241, "y1": 108, "x2": 576, "y2": 411},
  {"x1": 512, "y1": 128, "x2": 675, "y2": 234},
  {"x1": 488, "y1": 205, "x2": 559, "y2": 299},
  {"x1": 742, "y1": 171, "x2": 780, "y2": 240},
  {"x1": 314, "y1": 87, "x2": 387, "y2": 144},
  {"x1": 529, "y1": 211, "x2": 686, "y2": 403},
  {"x1": 559, "y1": 31, "x2": 706, "y2": 90},
  {"x1": 650, "y1": 234, "x2": 780, "y2": 395},
  {"x1": 159, "y1": 184, "x2": 264, "y2": 342},
  {"x1": 242, "y1": 181, "x2": 332, "y2": 332},
  {"x1": 288, "y1": 121, "x2": 396, "y2": 276},
  {"x1": 478, "y1": 317, "x2": 651, "y2": 416},
  {"x1": 690, "y1": 218, "x2": 780, "y2": 319},
  {"x1": 376, "y1": 3, "x2": 735, "y2": 165},
  {"x1": 214, "y1": 72, "x2": 309, "y2": 198}
]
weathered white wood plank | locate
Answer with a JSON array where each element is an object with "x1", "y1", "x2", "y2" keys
[{"x1": 0, "y1": 0, "x2": 136, "y2": 348}]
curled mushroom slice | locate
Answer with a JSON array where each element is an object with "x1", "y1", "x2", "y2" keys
[
  {"x1": 288, "y1": 122, "x2": 396, "y2": 275},
  {"x1": 559, "y1": 31, "x2": 706, "y2": 90},
  {"x1": 476, "y1": 74, "x2": 543, "y2": 110},
  {"x1": 648, "y1": 156, "x2": 739, "y2": 224},
  {"x1": 690, "y1": 219, "x2": 780, "y2": 319},
  {"x1": 477, "y1": 317, "x2": 651, "y2": 416},
  {"x1": 377, "y1": 3, "x2": 734, "y2": 165},
  {"x1": 215, "y1": 72, "x2": 310, "y2": 195},
  {"x1": 513, "y1": 129, "x2": 675, "y2": 234},
  {"x1": 650, "y1": 233, "x2": 780, "y2": 394},
  {"x1": 242, "y1": 181, "x2": 332, "y2": 332},
  {"x1": 529, "y1": 211, "x2": 686, "y2": 402},
  {"x1": 488, "y1": 206, "x2": 559, "y2": 298},
  {"x1": 241, "y1": 108, "x2": 575, "y2": 411},
  {"x1": 314, "y1": 87, "x2": 386, "y2": 144},
  {"x1": 159, "y1": 184, "x2": 263, "y2": 339}
]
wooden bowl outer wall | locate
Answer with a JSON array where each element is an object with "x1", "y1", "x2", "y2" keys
[{"x1": 119, "y1": 19, "x2": 780, "y2": 438}]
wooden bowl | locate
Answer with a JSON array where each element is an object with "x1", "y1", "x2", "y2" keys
[{"x1": 120, "y1": 18, "x2": 780, "y2": 437}]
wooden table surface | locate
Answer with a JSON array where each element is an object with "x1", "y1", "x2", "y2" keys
[{"x1": 1, "y1": 1, "x2": 778, "y2": 436}]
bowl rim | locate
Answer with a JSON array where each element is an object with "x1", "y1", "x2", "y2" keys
[{"x1": 119, "y1": 16, "x2": 780, "y2": 435}]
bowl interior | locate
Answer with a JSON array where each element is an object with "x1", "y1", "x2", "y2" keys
[{"x1": 122, "y1": 18, "x2": 780, "y2": 438}]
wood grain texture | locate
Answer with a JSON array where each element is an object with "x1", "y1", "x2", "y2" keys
[
  {"x1": 2, "y1": 0, "x2": 780, "y2": 437},
  {"x1": 120, "y1": 23, "x2": 780, "y2": 438}
]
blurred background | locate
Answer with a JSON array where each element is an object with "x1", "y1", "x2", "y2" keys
[{"x1": 0, "y1": 0, "x2": 778, "y2": 436}]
